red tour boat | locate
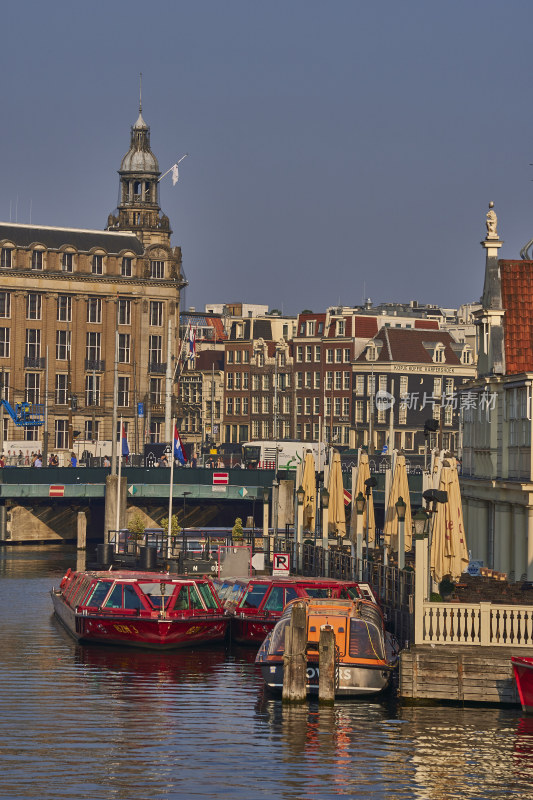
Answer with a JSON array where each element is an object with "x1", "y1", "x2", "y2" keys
[
  {"x1": 51, "y1": 569, "x2": 229, "y2": 649},
  {"x1": 512, "y1": 656, "x2": 533, "y2": 714},
  {"x1": 216, "y1": 576, "x2": 372, "y2": 644}
]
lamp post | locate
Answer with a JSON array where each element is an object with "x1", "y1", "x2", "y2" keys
[
  {"x1": 262, "y1": 486, "x2": 270, "y2": 561},
  {"x1": 412, "y1": 506, "x2": 430, "y2": 604},
  {"x1": 364, "y1": 475, "x2": 377, "y2": 580},
  {"x1": 320, "y1": 487, "x2": 329, "y2": 576},
  {"x1": 423, "y1": 418, "x2": 439, "y2": 473},
  {"x1": 296, "y1": 484, "x2": 305, "y2": 572},
  {"x1": 395, "y1": 495, "x2": 407, "y2": 570},
  {"x1": 180, "y1": 491, "x2": 191, "y2": 572},
  {"x1": 355, "y1": 491, "x2": 365, "y2": 581}
]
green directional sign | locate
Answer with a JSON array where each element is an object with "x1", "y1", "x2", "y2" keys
[
  {"x1": 128, "y1": 485, "x2": 137, "y2": 496},
  {"x1": 238, "y1": 487, "x2": 248, "y2": 498}
]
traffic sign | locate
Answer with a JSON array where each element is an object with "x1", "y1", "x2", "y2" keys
[
  {"x1": 238, "y1": 487, "x2": 248, "y2": 497},
  {"x1": 128, "y1": 485, "x2": 137, "y2": 496},
  {"x1": 273, "y1": 553, "x2": 290, "y2": 575},
  {"x1": 137, "y1": 402, "x2": 144, "y2": 417},
  {"x1": 49, "y1": 485, "x2": 65, "y2": 497}
]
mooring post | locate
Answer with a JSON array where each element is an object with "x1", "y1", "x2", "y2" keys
[
  {"x1": 282, "y1": 601, "x2": 308, "y2": 703},
  {"x1": 77, "y1": 511, "x2": 87, "y2": 551},
  {"x1": 318, "y1": 624, "x2": 335, "y2": 703}
]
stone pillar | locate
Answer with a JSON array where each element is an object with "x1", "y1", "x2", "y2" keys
[
  {"x1": 104, "y1": 475, "x2": 127, "y2": 544},
  {"x1": 77, "y1": 511, "x2": 87, "y2": 551},
  {"x1": 413, "y1": 534, "x2": 429, "y2": 643},
  {"x1": 527, "y1": 506, "x2": 533, "y2": 582},
  {"x1": 318, "y1": 625, "x2": 335, "y2": 704}
]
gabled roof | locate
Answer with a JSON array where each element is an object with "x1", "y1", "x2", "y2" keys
[
  {"x1": 355, "y1": 327, "x2": 463, "y2": 365},
  {"x1": 0, "y1": 222, "x2": 144, "y2": 255},
  {"x1": 500, "y1": 259, "x2": 533, "y2": 374}
]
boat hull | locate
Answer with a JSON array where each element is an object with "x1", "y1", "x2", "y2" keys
[
  {"x1": 512, "y1": 657, "x2": 533, "y2": 714},
  {"x1": 232, "y1": 616, "x2": 274, "y2": 644},
  {"x1": 260, "y1": 661, "x2": 393, "y2": 696},
  {"x1": 51, "y1": 591, "x2": 229, "y2": 650}
]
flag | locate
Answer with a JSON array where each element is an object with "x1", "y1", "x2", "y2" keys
[
  {"x1": 172, "y1": 164, "x2": 179, "y2": 186},
  {"x1": 173, "y1": 423, "x2": 187, "y2": 465},
  {"x1": 343, "y1": 489, "x2": 352, "y2": 506},
  {"x1": 121, "y1": 424, "x2": 129, "y2": 458},
  {"x1": 188, "y1": 325, "x2": 196, "y2": 361}
]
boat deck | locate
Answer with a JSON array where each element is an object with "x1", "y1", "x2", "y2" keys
[{"x1": 400, "y1": 644, "x2": 533, "y2": 706}]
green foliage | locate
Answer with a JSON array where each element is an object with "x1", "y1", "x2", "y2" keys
[
  {"x1": 128, "y1": 512, "x2": 146, "y2": 538},
  {"x1": 232, "y1": 517, "x2": 244, "y2": 541},
  {"x1": 161, "y1": 514, "x2": 182, "y2": 536}
]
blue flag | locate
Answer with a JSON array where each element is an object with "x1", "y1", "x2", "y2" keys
[
  {"x1": 173, "y1": 423, "x2": 187, "y2": 465},
  {"x1": 121, "y1": 424, "x2": 129, "y2": 458}
]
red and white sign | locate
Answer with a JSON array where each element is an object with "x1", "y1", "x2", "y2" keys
[
  {"x1": 213, "y1": 472, "x2": 229, "y2": 485},
  {"x1": 272, "y1": 552, "x2": 290, "y2": 576},
  {"x1": 49, "y1": 485, "x2": 65, "y2": 497},
  {"x1": 344, "y1": 489, "x2": 352, "y2": 506}
]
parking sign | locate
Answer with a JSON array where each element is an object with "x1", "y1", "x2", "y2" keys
[{"x1": 272, "y1": 553, "x2": 290, "y2": 575}]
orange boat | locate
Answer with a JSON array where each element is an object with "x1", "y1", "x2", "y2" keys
[
  {"x1": 51, "y1": 569, "x2": 229, "y2": 649},
  {"x1": 256, "y1": 597, "x2": 399, "y2": 696}
]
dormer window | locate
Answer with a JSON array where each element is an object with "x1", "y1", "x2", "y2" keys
[
  {"x1": 62, "y1": 252, "x2": 74, "y2": 272},
  {"x1": 318, "y1": 322, "x2": 324, "y2": 334},
  {"x1": 307, "y1": 321, "x2": 315, "y2": 336},
  {"x1": 1, "y1": 247, "x2": 13, "y2": 268},
  {"x1": 31, "y1": 250, "x2": 43, "y2": 270},
  {"x1": 461, "y1": 347, "x2": 472, "y2": 365},
  {"x1": 337, "y1": 320, "x2": 345, "y2": 336},
  {"x1": 366, "y1": 345, "x2": 377, "y2": 361},
  {"x1": 236, "y1": 323, "x2": 244, "y2": 339},
  {"x1": 92, "y1": 254, "x2": 103, "y2": 275},
  {"x1": 122, "y1": 257, "x2": 132, "y2": 277},
  {"x1": 150, "y1": 260, "x2": 164, "y2": 279},
  {"x1": 434, "y1": 344, "x2": 445, "y2": 363}
]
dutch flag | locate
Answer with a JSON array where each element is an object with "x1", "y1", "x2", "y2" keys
[
  {"x1": 121, "y1": 423, "x2": 129, "y2": 459},
  {"x1": 173, "y1": 423, "x2": 187, "y2": 466}
]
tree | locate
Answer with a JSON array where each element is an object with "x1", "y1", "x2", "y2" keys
[
  {"x1": 161, "y1": 514, "x2": 181, "y2": 537},
  {"x1": 128, "y1": 512, "x2": 146, "y2": 539},
  {"x1": 232, "y1": 517, "x2": 244, "y2": 541}
]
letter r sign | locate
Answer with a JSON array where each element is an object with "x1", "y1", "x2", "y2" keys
[{"x1": 273, "y1": 553, "x2": 290, "y2": 575}]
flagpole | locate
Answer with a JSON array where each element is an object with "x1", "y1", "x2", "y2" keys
[
  {"x1": 167, "y1": 418, "x2": 175, "y2": 560},
  {"x1": 115, "y1": 416, "x2": 123, "y2": 535},
  {"x1": 158, "y1": 154, "x2": 188, "y2": 183}
]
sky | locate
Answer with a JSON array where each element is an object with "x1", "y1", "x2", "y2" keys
[{"x1": 2, "y1": 0, "x2": 533, "y2": 316}]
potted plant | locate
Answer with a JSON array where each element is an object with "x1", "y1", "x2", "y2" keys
[
  {"x1": 438, "y1": 576, "x2": 456, "y2": 601},
  {"x1": 232, "y1": 517, "x2": 244, "y2": 543}
]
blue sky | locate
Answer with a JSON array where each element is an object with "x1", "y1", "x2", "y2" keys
[{"x1": 2, "y1": 0, "x2": 533, "y2": 314}]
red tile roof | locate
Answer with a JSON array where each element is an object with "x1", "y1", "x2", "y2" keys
[
  {"x1": 500, "y1": 260, "x2": 533, "y2": 374},
  {"x1": 353, "y1": 316, "x2": 379, "y2": 338},
  {"x1": 355, "y1": 327, "x2": 462, "y2": 365},
  {"x1": 414, "y1": 319, "x2": 439, "y2": 330}
]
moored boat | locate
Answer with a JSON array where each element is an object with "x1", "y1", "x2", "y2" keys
[
  {"x1": 217, "y1": 576, "x2": 372, "y2": 644},
  {"x1": 256, "y1": 597, "x2": 398, "y2": 696},
  {"x1": 51, "y1": 568, "x2": 229, "y2": 649},
  {"x1": 512, "y1": 656, "x2": 533, "y2": 713}
]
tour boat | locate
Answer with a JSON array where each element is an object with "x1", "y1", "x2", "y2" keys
[
  {"x1": 256, "y1": 597, "x2": 398, "y2": 696},
  {"x1": 512, "y1": 656, "x2": 533, "y2": 713},
  {"x1": 51, "y1": 568, "x2": 229, "y2": 649},
  {"x1": 218, "y1": 575, "x2": 372, "y2": 644}
]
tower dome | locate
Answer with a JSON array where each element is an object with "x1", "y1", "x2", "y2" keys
[{"x1": 120, "y1": 109, "x2": 160, "y2": 174}]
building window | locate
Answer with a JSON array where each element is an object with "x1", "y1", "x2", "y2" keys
[
  {"x1": 92, "y1": 254, "x2": 103, "y2": 275},
  {"x1": 305, "y1": 398, "x2": 312, "y2": 415},
  {"x1": 150, "y1": 377, "x2": 162, "y2": 405},
  {"x1": 262, "y1": 396, "x2": 269, "y2": 414},
  {"x1": 399, "y1": 403, "x2": 407, "y2": 425},
  {"x1": 313, "y1": 397, "x2": 320, "y2": 415},
  {"x1": 305, "y1": 346, "x2": 312, "y2": 362},
  {"x1": 315, "y1": 345, "x2": 321, "y2": 362},
  {"x1": 55, "y1": 420, "x2": 68, "y2": 449},
  {"x1": 85, "y1": 420, "x2": 100, "y2": 441},
  {"x1": 296, "y1": 398, "x2": 303, "y2": 415},
  {"x1": 0, "y1": 328, "x2": 10, "y2": 358},
  {"x1": 1, "y1": 248, "x2": 12, "y2": 268},
  {"x1": 355, "y1": 375, "x2": 364, "y2": 395},
  {"x1": 118, "y1": 333, "x2": 130, "y2": 363},
  {"x1": 462, "y1": 347, "x2": 472, "y2": 365},
  {"x1": 235, "y1": 397, "x2": 241, "y2": 415},
  {"x1": 118, "y1": 299, "x2": 131, "y2": 325},
  {"x1": 87, "y1": 298, "x2": 102, "y2": 324},
  {"x1": 326, "y1": 371, "x2": 333, "y2": 390},
  {"x1": 149, "y1": 421, "x2": 161, "y2": 443},
  {"x1": 296, "y1": 346, "x2": 303, "y2": 363},
  {"x1": 26, "y1": 329, "x2": 41, "y2": 360},
  {"x1": 444, "y1": 406, "x2": 453, "y2": 426},
  {"x1": 343, "y1": 372, "x2": 351, "y2": 390},
  {"x1": 399, "y1": 375, "x2": 408, "y2": 396},
  {"x1": 307, "y1": 321, "x2": 315, "y2": 336},
  {"x1": 344, "y1": 348, "x2": 350, "y2": 362},
  {"x1": 149, "y1": 335, "x2": 162, "y2": 364},
  {"x1": 85, "y1": 374, "x2": 100, "y2": 406},
  {"x1": 56, "y1": 330, "x2": 71, "y2": 360},
  {"x1": 27, "y1": 293, "x2": 42, "y2": 320},
  {"x1": 150, "y1": 260, "x2": 165, "y2": 279},
  {"x1": 404, "y1": 432, "x2": 414, "y2": 450},
  {"x1": 343, "y1": 397, "x2": 350, "y2": 416},
  {"x1": 31, "y1": 250, "x2": 43, "y2": 270},
  {"x1": 121, "y1": 257, "x2": 132, "y2": 277},
  {"x1": 55, "y1": 374, "x2": 68, "y2": 405},
  {"x1": 252, "y1": 420, "x2": 260, "y2": 438},
  {"x1": 305, "y1": 372, "x2": 312, "y2": 389},
  {"x1": 252, "y1": 374, "x2": 259, "y2": 390},
  {"x1": 252, "y1": 395, "x2": 260, "y2": 414},
  {"x1": 25, "y1": 373, "x2": 40, "y2": 403},
  {"x1": 434, "y1": 378, "x2": 442, "y2": 397},
  {"x1": 326, "y1": 349, "x2": 333, "y2": 363},
  {"x1": 262, "y1": 375, "x2": 269, "y2": 391},
  {"x1": 227, "y1": 372, "x2": 234, "y2": 389},
  {"x1": 355, "y1": 400, "x2": 365, "y2": 423},
  {"x1": 335, "y1": 349, "x2": 342, "y2": 363},
  {"x1": 0, "y1": 293, "x2": 10, "y2": 319},
  {"x1": 62, "y1": 252, "x2": 74, "y2": 272},
  {"x1": 335, "y1": 371, "x2": 342, "y2": 390},
  {"x1": 334, "y1": 398, "x2": 341, "y2": 417},
  {"x1": 434, "y1": 345, "x2": 445, "y2": 363},
  {"x1": 86, "y1": 332, "x2": 101, "y2": 362},
  {"x1": 235, "y1": 350, "x2": 242, "y2": 364},
  {"x1": 57, "y1": 295, "x2": 72, "y2": 322},
  {"x1": 118, "y1": 376, "x2": 130, "y2": 407},
  {"x1": 226, "y1": 397, "x2": 233, "y2": 415},
  {"x1": 150, "y1": 301, "x2": 163, "y2": 326},
  {"x1": 337, "y1": 320, "x2": 345, "y2": 336}
]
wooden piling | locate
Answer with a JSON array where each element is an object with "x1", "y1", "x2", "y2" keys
[
  {"x1": 318, "y1": 624, "x2": 336, "y2": 703},
  {"x1": 282, "y1": 601, "x2": 308, "y2": 703}
]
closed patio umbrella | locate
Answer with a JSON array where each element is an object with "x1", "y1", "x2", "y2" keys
[
  {"x1": 430, "y1": 458, "x2": 468, "y2": 584},
  {"x1": 352, "y1": 452, "x2": 375, "y2": 545},
  {"x1": 383, "y1": 454, "x2": 413, "y2": 554},
  {"x1": 327, "y1": 449, "x2": 346, "y2": 538},
  {"x1": 301, "y1": 449, "x2": 316, "y2": 533}
]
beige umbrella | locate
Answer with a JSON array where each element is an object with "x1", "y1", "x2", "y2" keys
[
  {"x1": 352, "y1": 452, "x2": 375, "y2": 545},
  {"x1": 383, "y1": 455, "x2": 413, "y2": 554},
  {"x1": 327, "y1": 449, "x2": 346, "y2": 538},
  {"x1": 430, "y1": 458, "x2": 468, "y2": 584},
  {"x1": 301, "y1": 449, "x2": 316, "y2": 533}
]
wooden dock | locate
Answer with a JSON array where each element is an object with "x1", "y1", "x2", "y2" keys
[{"x1": 400, "y1": 644, "x2": 531, "y2": 706}]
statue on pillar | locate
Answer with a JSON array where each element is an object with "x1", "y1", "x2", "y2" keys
[{"x1": 485, "y1": 201, "x2": 498, "y2": 240}]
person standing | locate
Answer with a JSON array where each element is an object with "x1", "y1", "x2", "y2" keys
[{"x1": 70, "y1": 452, "x2": 77, "y2": 468}]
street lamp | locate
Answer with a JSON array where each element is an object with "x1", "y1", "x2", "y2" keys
[
  {"x1": 295, "y1": 484, "x2": 305, "y2": 571},
  {"x1": 181, "y1": 491, "x2": 192, "y2": 572},
  {"x1": 297, "y1": 485, "x2": 305, "y2": 505},
  {"x1": 395, "y1": 495, "x2": 407, "y2": 569},
  {"x1": 354, "y1": 491, "x2": 366, "y2": 579},
  {"x1": 364, "y1": 475, "x2": 377, "y2": 579},
  {"x1": 412, "y1": 507, "x2": 429, "y2": 538},
  {"x1": 423, "y1": 418, "x2": 439, "y2": 471}
]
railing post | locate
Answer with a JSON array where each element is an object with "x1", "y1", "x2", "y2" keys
[
  {"x1": 414, "y1": 534, "x2": 428, "y2": 644},
  {"x1": 479, "y1": 602, "x2": 491, "y2": 645}
]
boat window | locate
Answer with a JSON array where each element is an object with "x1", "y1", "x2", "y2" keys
[
  {"x1": 285, "y1": 587, "x2": 298, "y2": 605},
  {"x1": 124, "y1": 585, "x2": 142, "y2": 611},
  {"x1": 340, "y1": 586, "x2": 361, "y2": 600},
  {"x1": 197, "y1": 583, "x2": 218, "y2": 609},
  {"x1": 138, "y1": 582, "x2": 175, "y2": 608},
  {"x1": 86, "y1": 581, "x2": 113, "y2": 607},
  {"x1": 72, "y1": 576, "x2": 92, "y2": 607},
  {"x1": 104, "y1": 584, "x2": 123, "y2": 609},
  {"x1": 227, "y1": 582, "x2": 247, "y2": 605},
  {"x1": 268, "y1": 618, "x2": 290, "y2": 655},
  {"x1": 174, "y1": 586, "x2": 189, "y2": 610},
  {"x1": 189, "y1": 584, "x2": 204, "y2": 610},
  {"x1": 241, "y1": 584, "x2": 269, "y2": 609},
  {"x1": 349, "y1": 619, "x2": 385, "y2": 660},
  {"x1": 264, "y1": 586, "x2": 284, "y2": 612},
  {"x1": 64, "y1": 575, "x2": 83, "y2": 602},
  {"x1": 304, "y1": 587, "x2": 331, "y2": 598}
]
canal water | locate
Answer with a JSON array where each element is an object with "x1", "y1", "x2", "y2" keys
[{"x1": 1, "y1": 547, "x2": 533, "y2": 800}]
